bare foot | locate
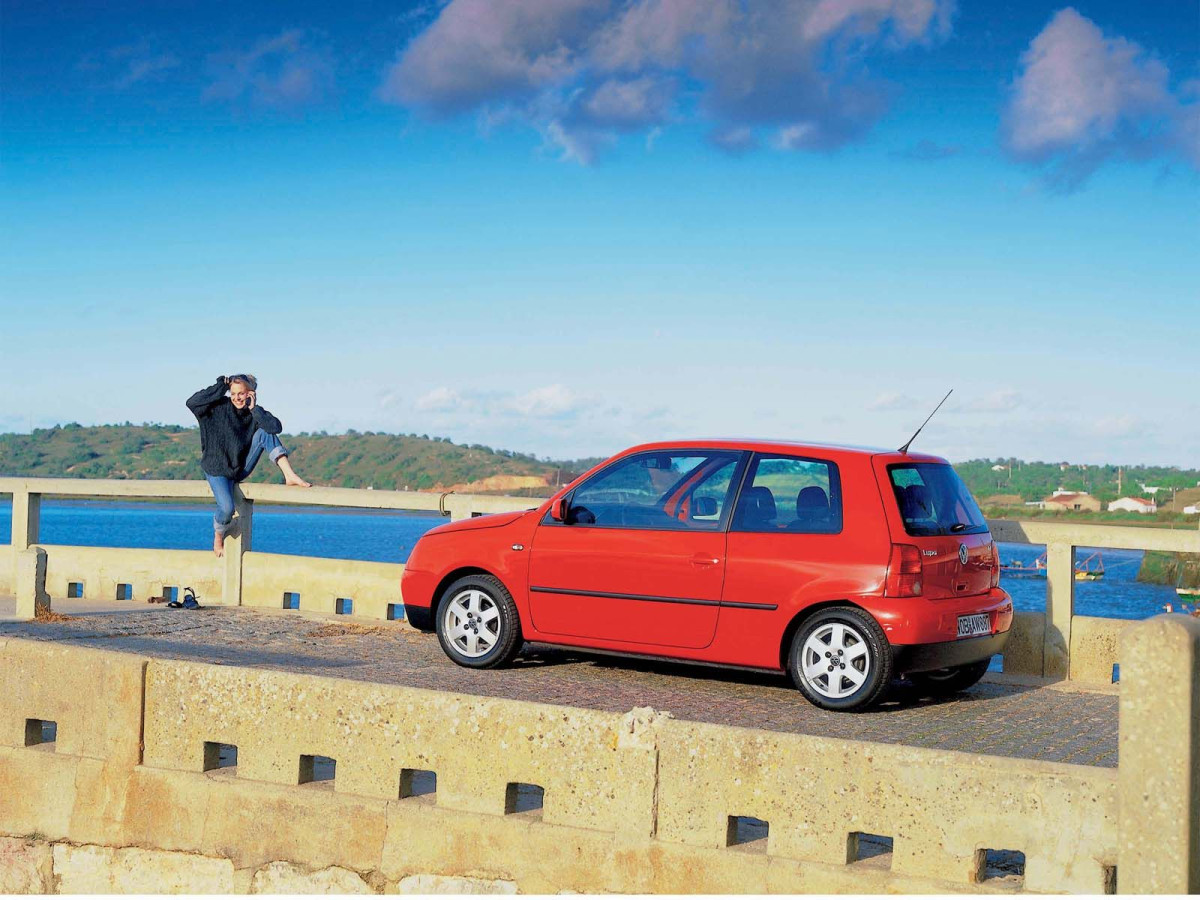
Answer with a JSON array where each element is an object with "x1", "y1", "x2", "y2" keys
[
  {"x1": 277, "y1": 455, "x2": 312, "y2": 487},
  {"x1": 213, "y1": 532, "x2": 225, "y2": 558}
]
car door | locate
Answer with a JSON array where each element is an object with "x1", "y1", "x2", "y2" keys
[{"x1": 528, "y1": 450, "x2": 746, "y2": 649}]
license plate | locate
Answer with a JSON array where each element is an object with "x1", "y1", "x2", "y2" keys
[{"x1": 957, "y1": 614, "x2": 991, "y2": 638}]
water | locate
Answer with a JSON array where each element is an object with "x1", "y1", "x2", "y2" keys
[{"x1": 0, "y1": 501, "x2": 1180, "y2": 620}]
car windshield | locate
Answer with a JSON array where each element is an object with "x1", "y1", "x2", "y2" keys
[{"x1": 888, "y1": 463, "x2": 988, "y2": 537}]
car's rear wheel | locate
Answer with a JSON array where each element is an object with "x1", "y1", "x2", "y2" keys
[
  {"x1": 435, "y1": 574, "x2": 523, "y2": 669},
  {"x1": 788, "y1": 607, "x2": 892, "y2": 711},
  {"x1": 909, "y1": 658, "x2": 991, "y2": 696}
]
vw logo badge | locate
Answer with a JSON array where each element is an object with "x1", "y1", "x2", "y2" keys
[{"x1": 958, "y1": 544, "x2": 969, "y2": 566}]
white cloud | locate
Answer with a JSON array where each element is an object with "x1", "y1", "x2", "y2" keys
[
  {"x1": 414, "y1": 386, "x2": 469, "y2": 413},
  {"x1": 1003, "y1": 8, "x2": 1197, "y2": 191},
  {"x1": 504, "y1": 384, "x2": 582, "y2": 418},
  {"x1": 203, "y1": 29, "x2": 334, "y2": 110},
  {"x1": 868, "y1": 392, "x2": 920, "y2": 411},
  {"x1": 381, "y1": 0, "x2": 955, "y2": 163}
]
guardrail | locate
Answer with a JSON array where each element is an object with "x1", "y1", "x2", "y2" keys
[
  {"x1": 3, "y1": 477, "x2": 1199, "y2": 683},
  {"x1": 1, "y1": 477, "x2": 536, "y2": 618},
  {"x1": 988, "y1": 519, "x2": 1200, "y2": 680}
]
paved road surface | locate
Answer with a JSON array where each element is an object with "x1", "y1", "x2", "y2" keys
[{"x1": 0, "y1": 604, "x2": 1118, "y2": 767}]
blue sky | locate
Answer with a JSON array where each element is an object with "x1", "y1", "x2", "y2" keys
[{"x1": 2, "y1": 0, "x2": 1197, "y2": 466}]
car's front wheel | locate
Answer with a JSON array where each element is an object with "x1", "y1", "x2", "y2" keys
[
  {"x1": 909, "y1": 658, "x2": 991, "y2": 696},
  {"x1": 788, "y1": 607, "x2": 892, "y2": 711},
  {"x1": 435, "y1": 574, "x2": 523, "y2": 669}
]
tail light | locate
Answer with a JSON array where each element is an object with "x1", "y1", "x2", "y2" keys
[
  {"x1": 989, "y1": 540, "x2": 1000, "y2": 588},
  {"x1": 885, "y1": 543, "x2": 923, "y2": 597}
]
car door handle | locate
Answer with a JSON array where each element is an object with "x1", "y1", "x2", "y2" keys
[{"x1": 691, "y1": 555, "x2": 722, "y2": 567}]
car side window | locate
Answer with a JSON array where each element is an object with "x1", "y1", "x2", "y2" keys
[
  {"x1": 731, "y1": 455, "x2": 843, "y2": 534},
  {"x1": 567, "y1": 451, "x2": 742, "y2": 530}
]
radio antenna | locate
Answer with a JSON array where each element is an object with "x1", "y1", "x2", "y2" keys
[{"x1": 898, "y1": 389, "x2": 953, "y2": 454}]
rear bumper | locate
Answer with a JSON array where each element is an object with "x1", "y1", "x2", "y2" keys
[
  {"x1": 406, "y1": 604, "x2": 434, "y2": 631},
  {"x1": 892, "y1": 630, "x2": 1009, "y2": 674}
]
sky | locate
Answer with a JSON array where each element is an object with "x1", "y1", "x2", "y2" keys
[{"x1": 1, "y1": 0, "x2": 1198, "y2": 467}]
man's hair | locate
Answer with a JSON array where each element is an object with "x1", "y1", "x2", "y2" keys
[{"x1": 229, "y1": 374, "x2": 258, "y2": 391}]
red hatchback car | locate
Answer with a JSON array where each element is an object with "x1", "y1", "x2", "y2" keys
[{"x1": 401, "y1": 440, "x2": 1013, "y2": 710}]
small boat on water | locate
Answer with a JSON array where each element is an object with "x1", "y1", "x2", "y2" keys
[
  {"x1": 999, "y1": 551, "x2": 1105, "y2": 580},
  {"x1": 1178, "y1": 587, "x2": 1200, "y2": 601},
  {"x1": 1074, "y1": 552, "x2": 1105, "y2": 581}
]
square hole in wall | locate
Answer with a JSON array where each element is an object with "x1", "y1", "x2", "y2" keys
[
  {"x1": 116, "y1": 583, "x2": 133, "y2": 601},
  {"x1": 203, "y1": 742, "x2": 239, "y2": 773},
  {"x1": 335, "y1": 597, "x2": 353, "y2": 615},
  {"x1": 726, "y1": 816, "x2": 768, "y2": 852},
  {"x1": 387, "y1": 603, "x2": 405, "y2": 622},
  {"x1": 400, "y1": 768, "x2": 437, "y2": 802},
  {"x1": 849, "y1": 832, "x2": 894, "y2": 867},
  {"x1": 25, "y1": 718, "x2": 57, "y2": 749},
  {"x1": 505, "y1": 782, "x2": 544, "y2": 818},
  {"x1": 67, "y1": 581, "x2": 84, "y2": 599},
  {"x1": 283, "y1": 591, "x2": 300, "y2": 610},
  {"x1": 977, "y1": 848, "x2": 1025, "y2": 884},
  {"x1": 1103, "y1": 864, "x2": 1117, "y2": 894},
  {"x1": 163, "y1": 586, "x2": 179, "y2": 603},
  {"x1": 299, "y1": 754, "x2": 336, "y2": 787}
]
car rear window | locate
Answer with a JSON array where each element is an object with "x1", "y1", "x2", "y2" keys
[{"x1": 888, "y1": 463, "x2": 988, "y2": 537}]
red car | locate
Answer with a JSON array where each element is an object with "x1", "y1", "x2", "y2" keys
[{"x1": 401, "y1": 440, "x2": 1012, "y2": 710}]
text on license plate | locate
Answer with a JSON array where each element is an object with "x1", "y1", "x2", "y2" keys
[{"x1": 957, "y1": 614, "x2": 991, "y2": 638}]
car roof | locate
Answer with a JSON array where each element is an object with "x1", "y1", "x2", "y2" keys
[{"x1": 620, "y1": 438, "x2": 947, "y2": 464}]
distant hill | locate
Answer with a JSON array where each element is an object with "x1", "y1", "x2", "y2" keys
[
  {"x1": 2, "y1": 426, "x2": 1197, "y2": 510},
  {"x1": 0, "y1": 424, "x2": 601, "y2": 496}
]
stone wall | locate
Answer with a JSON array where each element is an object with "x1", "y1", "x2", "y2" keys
[{"x1": 6, "y1": 629, "x2": 1193, "y2": 894}]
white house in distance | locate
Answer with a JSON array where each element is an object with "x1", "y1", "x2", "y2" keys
[{"x1": 1108, "y1": 497, "x2": 1157, "y2": 514}]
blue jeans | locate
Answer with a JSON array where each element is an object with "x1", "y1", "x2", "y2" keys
[{"x1": 206, "y1": 429, "x2": 288, "y2": 535}]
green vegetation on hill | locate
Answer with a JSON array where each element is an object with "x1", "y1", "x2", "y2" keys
[{"x1": 0, "y1": 424, "x2": 598, "y2": 494}]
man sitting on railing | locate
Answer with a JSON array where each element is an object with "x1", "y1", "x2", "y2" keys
[{"x1": 187, "y1": 374, "x2": 311, "y2": 557}]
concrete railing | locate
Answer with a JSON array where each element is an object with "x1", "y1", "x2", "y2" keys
[
  {"x1": 1, "y1": 477, "x2": 537, "y2": 619},
  {"x1": 4, "y1": 477, "x2": 1200, "y2": 685},
  {"x1": 988, "y1": 519, "x2": 1200, "y2": 681},
  {"x1": 1, "y1": 616, "x2": 1197, "y2": 893}
]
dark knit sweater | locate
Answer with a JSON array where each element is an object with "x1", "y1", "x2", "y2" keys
[{"x1": 186, "y1": 377, "x2": 283, "y2": 479}]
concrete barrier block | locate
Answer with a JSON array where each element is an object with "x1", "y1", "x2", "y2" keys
[
  {"x1": 0, "y1": 837, "x2": 53, "y2": 893},
  {"x1": 67, "y1": 757, "x2": 138, "y2": 847},
  {"x1": 0, "y1": 746, "x2": 79, "y2": 841},
  {"x1": 1119, "y1": 614, "x2": 1200, "y2": 894},
  {"x1": 42, "y1": 544, "x2": 221, "y2": 604},
  {"x1": 198, "y1": 777, "x2": 388, "y2": 872},
  {"x1": 144, "y1": 659, "x2": 654, "y2": 835},
  {"x1": 1001, "y1": 610, "x2": 1045, "y2": 676},
  {"x1": 0, "y1": 638, "x2": 145, "y2": 765},
  {"x1": 120, "y1": 767, "x2": 213, "y2": 854},
  {"x1": 240, "y1": 551, "x2": 402, "y2": 619},
  {"x1": 1070, "y1": 615, "x2": 1128, "y2": 684},
  {"x1": 656, "y1": 719, "x2": 1117, "y2": 887},
  {"x1": 250, "y1": 860, "x2": 375, "y2": 894},
  {"x1": 52, "y1": 843, "x2": 236, "y2": 894},
  {"x1": 14, "y1": 547, "x2": 50, "y2": 619}
]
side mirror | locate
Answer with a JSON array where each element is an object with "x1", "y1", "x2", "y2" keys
[
  {"x1": 692, "y1": 496, "x2": 718, "y2": 517},
  {"x1": 549, "y1": 497, "x2": 568, "y2": 522}
]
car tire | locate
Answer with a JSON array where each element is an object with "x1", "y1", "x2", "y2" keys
[
  {"x1": 435, "y1": 574, "x2": 523, "y2": 669},
  {"x1": 788, "y1": 606, "x2": 892, "y2": 711},
  {"x1": 909, "y1": 658, "x2": 991, "y2": 696}
]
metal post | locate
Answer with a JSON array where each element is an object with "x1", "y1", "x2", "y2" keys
[{"x1": 1042, "y1": 541, "x2": 1075, "y2": 678}]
